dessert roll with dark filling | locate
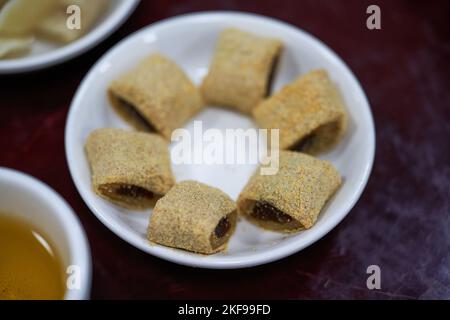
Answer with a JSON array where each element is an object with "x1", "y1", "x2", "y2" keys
[
  {"x1": 201, "y1": 28, "x2": 283, "y2": 114},
  {"x1": 108, "y1": 95, "x2": 157, "y2": 133},
  {"x1": 97, "y1": 183, "x2": 160, "y2": 209},
  {"x1": 237, "y1": 151, "x2": 342, "y2": 233},
  {"x1": 253, "y1": 69, "x2": 348, "y2": 155},
  {"x1": 108, "y1": 53, "x2": 204, "y2": 140},
  {"x1": 85, "y1": 128, "x2": 175, "y2": 210},
  {"x1": 148, "y1": 181, "x2": 237, "y2": 254}
]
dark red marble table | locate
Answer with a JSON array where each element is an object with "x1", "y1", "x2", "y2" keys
[{"x1": 1, "y1": 0, "x2": 449, "y2": 299}]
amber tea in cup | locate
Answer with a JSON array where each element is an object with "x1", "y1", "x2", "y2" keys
[{"x1": 0, "y1": 214, "x2": 65, "y2": 300}]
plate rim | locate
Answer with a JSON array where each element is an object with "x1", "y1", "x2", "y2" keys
[
  {"x1": 65, "y1": 11, "x2": 376, "y2": 269},
  {"x1": 0, "y1": 0, "x2": 140, "y2": 74}
]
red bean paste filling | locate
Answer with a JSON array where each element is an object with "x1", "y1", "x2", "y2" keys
[
  {"x1": 214, "y1": 217, "x2": 231, "y2": 238},
  {"x1": 290, "y1": 132, "x2": 316, "y2": 152},
  {"x1": 265, "y1": 55, "x2": 280, "y2": 97},
  {"x1": 251, "y1": 201, "x2": 293, "y2": 224},
  {"x1": 118, "y1": 98, "x2": 156, "y2": 132},
  {"x1": 116, "y1": 185, "x2": 154, "y2": 199}
]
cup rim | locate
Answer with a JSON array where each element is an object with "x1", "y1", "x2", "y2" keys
[{"x1": 0, "y1": 167, "x2": 92, "y2": 300}]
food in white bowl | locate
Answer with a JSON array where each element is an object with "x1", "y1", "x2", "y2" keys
[
  {"x1": 0, "y1": 0, "x2": 139, "y2": 73},
  {"x1": 0, "y1": 0, "x2": 108, "y2": 59},
  {"x1": 66, "y1": 12, "x2": 375, "y2": 268},
  {"x1": 83, "y1": 26, "x2": 348, "y2": 256}
]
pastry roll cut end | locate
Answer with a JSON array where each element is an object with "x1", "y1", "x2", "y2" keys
[
  {"x1": 201, "y1": 28, "x2": 283, "y2": 114},
  {"x1": 96, "y1": 183, "x2": 161, "y2": 210},
  {"x1": 237, "y1": 151, "x2": 342, "y2": 233},
  {"x1": 108, "y1": 53, "x2": 204, "y2": 140},
  {"x1": 108, "y1": 91, "x2": 157, "y2": 133},
  {"x1": 210, "y1": 210, "x2": 237, "y2": 252},
  {"x1": 253, "y1": 69, "x2": 348, "y2": 155},
  {"x1": 238, "y1": 200, "x2": 303, "y2": 232},
  {"x1": 85, "y1": 128, "x2": 175, "y2": 210},
  {"x1": 148, "y1": 180, "x2": 237, "y2": 254}
]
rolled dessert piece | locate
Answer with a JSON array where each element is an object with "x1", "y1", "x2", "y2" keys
[
  {"x1": 85, "y1": 128, "x2": 175, "y2": 210},
  {"x1": 201, "y1": 28, "x2": 283, "y2": 114},
  {"x1": 108, "y1": 53, "x2": 204, "y2": 140},
  {"x1": 237, "y1": 151, "x2": 341, "y2": 233},
  {"x1": 253, "y1": 69, "x2": 348, "y2": 155},
  {"x1": 148, "y1": 180, "x2": 237, "y2": 254}
]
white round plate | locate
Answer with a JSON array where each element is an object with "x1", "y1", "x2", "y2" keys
[
  {"x1": 65, "y1": 12, "x2": 375, "y2": 269},
  {"x1": 0, "y1": 0, "x2": 139, "y2": 74}
]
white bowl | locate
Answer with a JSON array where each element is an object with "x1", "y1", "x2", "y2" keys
[
  {"x1": 65, "y1": 12, "x2": 375, "y2": 269},
  {"x1": 0, "y1": 0, "x2": 139, "y2": 74},
  {"x1": 0, "y1": 168, "x2": 92, "y2": 299}
]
